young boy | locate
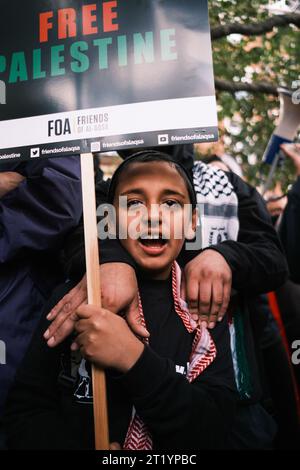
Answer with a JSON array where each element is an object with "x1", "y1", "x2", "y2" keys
[{"x1": 3, "y1": 152, "x2": 274, "y2": 450}]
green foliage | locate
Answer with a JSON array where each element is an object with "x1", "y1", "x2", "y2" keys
[{"x1": 207, "y1": 0, "x2": 300, "y2": 190}]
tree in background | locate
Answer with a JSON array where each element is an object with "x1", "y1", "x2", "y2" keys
[{"x1": 200, "y1": 0, "x2": 300, "y2": 191}]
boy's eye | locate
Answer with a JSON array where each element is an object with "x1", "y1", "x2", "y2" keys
[
  {"x1": 127, "y1": 199, "x2": 144, "y2": 208},
  {"x1": 162, "y1": 200, "x2": 182, "y2": 209}
]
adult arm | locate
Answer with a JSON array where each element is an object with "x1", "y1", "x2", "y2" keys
[
  {"x1": 0, "y1": 156, "x2": 82, "y2": 263},
  {"x1": 213, "y1": 172, "x2": 288, "y2": 293},
  {"x1": 194, "y1": 173, "x2": 288, "y2": 295}
]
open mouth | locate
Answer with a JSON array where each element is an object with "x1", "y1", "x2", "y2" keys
[
  {"x1": 138, "y1": 235, "x2": 168, "y2": 254},
  {"x1": 139, "y1": 237, "x2": 167, "y2": 247}
]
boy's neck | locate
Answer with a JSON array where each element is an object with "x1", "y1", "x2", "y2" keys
[{"x1": 138, "y1": 264, "x2": 172, "y2": 281}]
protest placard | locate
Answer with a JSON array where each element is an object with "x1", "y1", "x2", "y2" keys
[{"x1": 0, "y1": 0, "x2": 217, "y2": 162}]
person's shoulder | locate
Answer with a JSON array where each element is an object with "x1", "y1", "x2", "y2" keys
[{"x1": 225, "y1": 171, "x2": 258, "y2": 200}]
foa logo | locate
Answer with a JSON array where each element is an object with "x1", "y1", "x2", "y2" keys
[{"x1": 0, "y1": 80, "x2": 6, "y2": 104}]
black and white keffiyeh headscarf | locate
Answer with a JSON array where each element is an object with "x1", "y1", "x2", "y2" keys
[{"x1": 192, "y1": 161, "x2": 239, "y2": 248}]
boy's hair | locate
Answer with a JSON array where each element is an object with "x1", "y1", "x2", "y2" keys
[{"x1": 107, "y1": 150, "x2": 197, "y2": 208}]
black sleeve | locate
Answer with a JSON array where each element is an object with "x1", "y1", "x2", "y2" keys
[
  {"x1": 0, "y1": 156, "x2": 82, "y2": 264},
  {"x1": 211, "y1": 173, "x2": 288, "y2": 294},
  {"x1": 278, "y1": 177, "x2": 300, "y2": 283},
  {"x1": 115, "y1": 317, "x2": 238, "y2": 450},
  {"x1": 62, "y1": 178, "x2": 137, "y2": 281},
  {"x1": 3, "y1": 283, "x2": 94, "y2": 450},
  {"x1": 181, "y1": 173, "x2": 288, "y2": 294}
]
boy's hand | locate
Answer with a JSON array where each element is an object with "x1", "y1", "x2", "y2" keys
[
  {"x1": 71, "y1": 305, "x2": 144, "y2": 373},
  {"x1": 44, "y1": 263, "x2": 149, "y2": 347},
  {"x1": 110, "y1": 442, "x2": 121, "y2": 450},
  {"x1": 182, "y1": 250, "x2": 232, "y2": 329},
  {"x1": 0, "y1": 171, "x2": 25, "y2": 198}
]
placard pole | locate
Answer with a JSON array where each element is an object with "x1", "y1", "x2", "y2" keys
[{"x1": 80, "y1": 153, "x2": 110, "y2": 450}]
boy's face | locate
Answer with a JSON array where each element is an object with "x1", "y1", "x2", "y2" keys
[{"x1": 113, "y1": 161, "x2": 196, "y2": 280}]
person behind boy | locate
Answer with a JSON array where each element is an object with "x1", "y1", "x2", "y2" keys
[
  {"x1": 0, "y1": 158, "x2": 82, "y2": 419},
  {"x1": 4, "y1": 152, "x2": 275, "y2": 450}
]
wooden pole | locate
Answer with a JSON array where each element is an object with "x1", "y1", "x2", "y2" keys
[{"x1": 80, "y1": 153, "x2": 110, "y2": 450}]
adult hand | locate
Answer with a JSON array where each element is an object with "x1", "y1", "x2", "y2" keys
[
  {"x1": 44, "y1": 275, "x2": 88, "y2": 347},
  {"x1": 44, "y1": 263, "x2": 149, "y2": 347},
  {"x1": 72, "y1": 305, "x2": 144, "y2": 373},
  {"x1": 0, "y1": 171, "x2": 25, "y2": 198},
  {"x1": 281, "y1": 143, "x2": 300, "y2": 176},
  {"x1": 181, "y1": 249, "x2": 232, "y2": 329}
]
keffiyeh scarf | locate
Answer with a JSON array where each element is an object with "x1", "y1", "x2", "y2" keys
[{"x1": 123, "y1": 262, "x2": 217, "y2": 450}]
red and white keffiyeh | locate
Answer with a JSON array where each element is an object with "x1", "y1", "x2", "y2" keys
[{"x1": 123, "y1": 262, "x2": 217, "y2": 450}]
